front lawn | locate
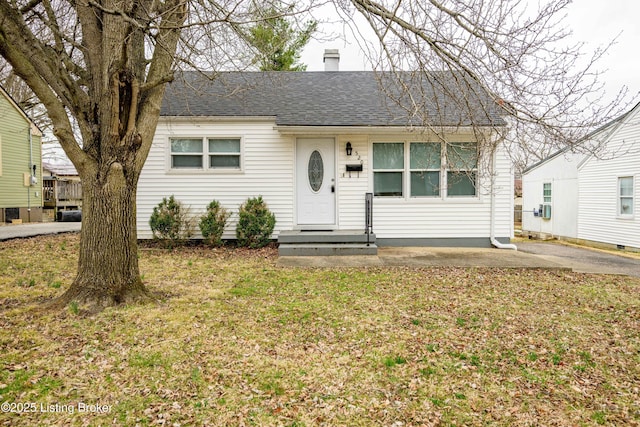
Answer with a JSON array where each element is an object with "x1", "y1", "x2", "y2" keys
[{"x1": 1, "y1": 234, "x2": 639, "y2": 426}]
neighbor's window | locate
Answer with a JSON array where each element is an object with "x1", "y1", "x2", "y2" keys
[
  {"x1": 171, "y1": 138, "x2": 203, "y2": 169},
  {"x1": 619, "y1": 176, "x2": 634, "y2": 216},
  {"x1": 446, "y1": 142, "x2": 478, "y2": 196},
  {"x1": 170, "y1": 137, "x2": 242, "y2": 171},
  {"x1": 543, "y1": 182, "x2": 552, "y2": 204},
  {"x1": 410, "y1": 142, "x2": 441, "y2": 197},
  {"x1": 373, "y1": 143, "x2": 404, "y2": 196}
]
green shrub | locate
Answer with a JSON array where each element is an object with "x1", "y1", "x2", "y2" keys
[
  {"x1": 149, "y1": 195, "x2": 194, "y2": 247},
  {"x1": 236, "y1": 196, "x2": 276, "y2": 248},
  {"x1": 199, "y1": 200, "x2": 231, "y2": 247}
]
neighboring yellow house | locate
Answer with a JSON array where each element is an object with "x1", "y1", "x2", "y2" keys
[{"x1": 0, "y1": 85, "x2": 43, "y2": 223}]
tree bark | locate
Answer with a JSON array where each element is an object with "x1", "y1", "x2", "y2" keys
[{"x1": 48, "y1": 161, "x2": 151, "y2": 311}]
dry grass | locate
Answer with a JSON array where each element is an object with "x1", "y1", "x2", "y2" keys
[{"x1": 1, "y1": 234, "x2": 639, "y2": 426}]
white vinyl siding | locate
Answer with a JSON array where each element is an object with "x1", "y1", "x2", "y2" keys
[
  {"x1": 522, "y1": 150, "x2": 585, "y2": 239},
  {"x1": 578, "y1": 104, "x2": 640, "y2": 249},
  {"x1": 138, "y1": 123, "x2": 512, "y2": 242},
  {"x1": 369, "y1": 136, "x2": 511, "y2": 241},
  {"x1": 138, "y1": 119, "x2": 292, "y2": 239}
]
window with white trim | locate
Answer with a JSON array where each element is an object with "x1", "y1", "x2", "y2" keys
[
  {"x1": 208, "y1": 138, "x2": 241, "y2": 169},
  {"x1": 446, "y1": 142, "x2": 478, "y2": 197},
  {"x1": 618, "y1": 176, "x2": 634, "y2": 216},
  {"x1": 410, "y1": 142, "x2": 441, "y2": 197},
  {"x1": 543, "y1": 182, "x2": 552, "y2": 204},
  {"x1": 373, "y1": 142, "x2": 404, "y2": 197},
  {"x1": 170, "y1": 137, "x2": 242, "y2": 171},
  {"x1": 372, "y1": 141, "x2": 478, "y2": 198}
]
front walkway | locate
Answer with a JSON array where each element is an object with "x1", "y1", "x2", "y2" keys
[{"x1": 278, "y1": 246, "x2": 566, "y2": 270}]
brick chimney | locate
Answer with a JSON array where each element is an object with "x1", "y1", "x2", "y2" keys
[{"x1": 323, "y1": 49, "x2": 340, "y2": 71}]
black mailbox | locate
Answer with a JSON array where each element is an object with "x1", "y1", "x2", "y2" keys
[{"x1": 346, "y1": 164, "x2": 363, "y2": 172}]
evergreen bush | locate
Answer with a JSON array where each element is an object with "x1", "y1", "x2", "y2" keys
[
  {"x1": 236, "y1": 196, "x2": 276, "y2": 248},
  {"x1": 199, "y1": 200, "x2": 231, "y2": 247},
  {"x1": 149, "y1": 195, "x2": 193, "y2": 247}
]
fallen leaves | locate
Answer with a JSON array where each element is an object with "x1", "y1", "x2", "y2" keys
[{"x1": 0, "y1": 235, "x2": 639, "y2": 426}]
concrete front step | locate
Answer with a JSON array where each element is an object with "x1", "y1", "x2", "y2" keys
[
  {"x1": 278, "y1": 229, "x2": 376, "y2": 244},
  {"x1": 278, "y1": 243, "x2": 378, "y2": 256}
]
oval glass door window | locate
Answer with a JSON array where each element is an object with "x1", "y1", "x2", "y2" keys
[{"x1": 308, "y1": 150, "x2": 324, "y2": 192}]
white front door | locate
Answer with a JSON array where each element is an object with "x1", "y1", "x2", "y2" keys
[{"x1": 296, "y1": 138, "x2": 336, "y2": 226}]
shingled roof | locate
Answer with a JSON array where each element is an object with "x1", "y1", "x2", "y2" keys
[{"x1": 161, "y1": 71, "x2": 506, "y2": 128}]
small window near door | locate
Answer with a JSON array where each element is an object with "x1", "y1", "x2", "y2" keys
[{"x1": 619, "y1": 176, "x2": 634, "y2": 216}]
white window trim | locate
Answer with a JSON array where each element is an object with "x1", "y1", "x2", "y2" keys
[
  {"x1": 409, "y1": 142, "x2": 442, "y2": 198},
  {"x1": 372, "y1": 141, "x2": 405, "y2": 198},
  {"x1": 167, "y1": 136, "x2": 244, "y2": 174},
  {"x1": 445, "y1": 142, "x2": 479, "y2": 198},
  {"x1": 617, "y1": 175, "x2": 634, "y2": 218},
  {"x1": 370, "y1": 138, "x2": 480, "y2": 201}
]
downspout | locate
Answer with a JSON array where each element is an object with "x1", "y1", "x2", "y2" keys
[{"x1": 490, "y1": 145, "x2": 517, "y2": 250}]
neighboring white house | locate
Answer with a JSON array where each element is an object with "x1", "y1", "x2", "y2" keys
[
  {"x1": 521, "y1": 149, "x2": 585, "y2": 239},
  {"x1": 522, "y1": 102, "x2": 640, "y2": 250},
  {"x1": 136, "y1": 51, "x2": 514, "y2": 249}
]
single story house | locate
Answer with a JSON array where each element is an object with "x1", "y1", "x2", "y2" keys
[
  {"x1": 0, "y1": 85, "x2": 42, "y2": 223},
  {"x1": 136, "y1": 51, "x2": 514, "y2": 253},
  {"x1": 522, "y1": 101, "x2": 640, "y2": 250}
]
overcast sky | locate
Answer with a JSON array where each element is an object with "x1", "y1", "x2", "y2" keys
[{"x1": 301, "y1": 1, "x2": 640, "y2": 105}]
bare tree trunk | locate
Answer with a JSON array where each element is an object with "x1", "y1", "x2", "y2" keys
[{"x1": 49, "y1": 163, "x2": 151, "y2": 311}]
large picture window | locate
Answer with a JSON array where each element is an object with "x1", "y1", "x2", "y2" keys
[
  {"x1": 170, "y1": 137, "x2": 242, "y2": 171},
  {"x1": 619, "y1": 176, "x2": 634, "y2": 216},
  {"x1": 373, "y1": 140, "x2": 477, "y2": 198}
]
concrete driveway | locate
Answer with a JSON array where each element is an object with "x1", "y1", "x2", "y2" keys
[
  {"x1": 278, "y1": 246, "x2": 568, "y2": 270},
  {"x1": 516, "y1": 241, "x2": 640, "y2": 278},
  {"x1": 279, "y1": 242, "x2": 640, "y2": 278},
  {"x1": 0, "y1": 222, "x2": 81, "y2": 241}
]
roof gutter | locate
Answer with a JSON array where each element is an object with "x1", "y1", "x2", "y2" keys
[{"x1": 274, "y1": 125, "x2": 487, "y2": 136}]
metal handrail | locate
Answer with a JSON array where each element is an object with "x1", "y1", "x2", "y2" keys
[{"x1": 365, "y1": 192, "x2": 373, "y2": 246}]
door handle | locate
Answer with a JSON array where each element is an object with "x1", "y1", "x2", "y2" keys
[{"x1": 331, "y1": 185, "x2": 335, "y2": 193}]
